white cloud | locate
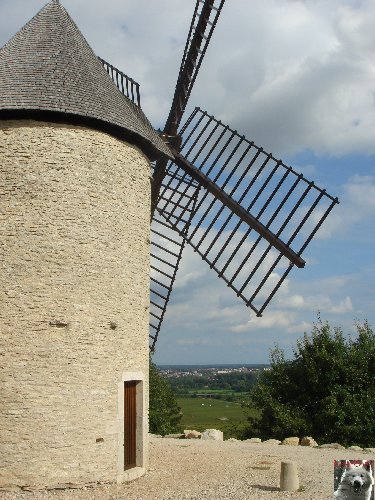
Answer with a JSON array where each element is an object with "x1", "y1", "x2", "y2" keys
[
  {"x1": 230, "y1": 310, "x2": 295, "y2": 332},
  {"x1": 311, "y1": 174, "x2": 375, "y2": 238},
  {"x1": 278, "y1": 294, "x2": 306, "y2": 309},
  {"x1": 328, "y1": 296, "x2": 353, "y2": 314},
  {"x1": 286, "y1": 321, "x2": 311, "y2": 334},
  {"x1": 177, "y1": 338, "x2": 212, "y2": 346},
  {"x1": 277, "y1": 293, "x2": 353, "y2": 314}
]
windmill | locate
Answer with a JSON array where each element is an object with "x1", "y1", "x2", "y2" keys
[
  {"x1": 102, "y1": 0, "x2": 338, "y2": 350},
  {"x1": 0, "y1": 0, "x2": 339, "y2": 489}
]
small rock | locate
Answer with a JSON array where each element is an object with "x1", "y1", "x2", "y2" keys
[
  {"x1": 364, "y1": 448, "x2": 375, "y2": 453},
  {"x1": 319, "y1": 443, "x2": 345, "y2": 449},
  {"x1": 149, "y1": 433, "x2": 163, "y2": 438},
  {"x1": 201, "y1": 429, "x2": 223, "y2": 441},
  {"x1": 184, "y1": 429, "x2": 201, "y2": 439},
  {"x1": 282, "y1": 437, "x2": 300, "y2": 446},
  {"x1": 300, "y1": 436, "x2": 318, "y2": 447},
  {"x1": 263, "y1": 439, "x2": 281, "y2": 445},
  {"x1": 226, "y1": 438, "x2": 238, "y2": 442},
  {"x1": 348, "y1": 445, "x2": 363, "y2": 451},
  {"x1": 163, "y1": 433, "x2": 184, "y2": 439},
  {"x1": 245, "y1": 438, "x2": 262, "y2": 443}
]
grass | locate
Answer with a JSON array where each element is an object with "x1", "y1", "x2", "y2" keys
[
  {"x1": 177, "y1": 397, "x2": 259, "y2": 437},
  {"x1": 177, "y1": 389, "x2": 249, "y2": 399}
]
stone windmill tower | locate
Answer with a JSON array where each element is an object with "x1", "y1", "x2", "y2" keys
[
  {"x1": 0, "y1": 0, "x2": 170, "y2": 489},
  {"x1": 0, "y1": 0, "x2": 338, "y2": 492}
]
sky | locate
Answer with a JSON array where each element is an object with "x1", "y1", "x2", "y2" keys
[{"x1": 1, "y1": 0, "x2": 374, "y2": 365}]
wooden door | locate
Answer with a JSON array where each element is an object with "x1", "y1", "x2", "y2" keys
[{"x1": 124, "y1": 381, "x2": 137, "y2": 469}]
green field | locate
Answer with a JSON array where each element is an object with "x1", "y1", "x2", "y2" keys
[
  {"x1": 177, "y1": 389, "x2": 249, "y2": 400},
  {"x1": 177, "y1": 397, "x2": 259, "y2": 436}
]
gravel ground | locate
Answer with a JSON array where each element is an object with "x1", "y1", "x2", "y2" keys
[{"x1": 1, "y1": 437, "x2": 374, "y2": 500}]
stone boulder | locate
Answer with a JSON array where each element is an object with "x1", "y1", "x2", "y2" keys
[
  {"x1": 263, "y1": 439, "x2": 281, "y2": 445},
  {"x1": 282, "y1": 437, "x2": 299, "y2": 446},
  {"x1": 348, "y1": 445, "x2": 363, "y2": 451},
  {"x1": 319, "y1": 443, "x2": 344, "y2": 449},
  {"x1": 300, "y1": 436, "x2": 318, "y2": 447},
  {"x1": 184, "y1": 429, "x2": 201, "y2": 439},
  {"x1": 201, "y1": 429, "x2": 223, "y2": 441}
]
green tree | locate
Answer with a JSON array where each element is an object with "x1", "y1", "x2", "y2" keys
[
  {"x1": 244, "y1": 319, "x2": 375, "y2": 447},
  {"x1": 149, "y1": 361, "x2": 182, "y2": 435}
]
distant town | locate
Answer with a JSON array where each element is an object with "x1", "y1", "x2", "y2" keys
[{"x1": 158, "y1": 364, "x2": 270, "y2": 379}]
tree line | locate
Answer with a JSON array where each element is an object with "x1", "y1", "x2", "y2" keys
[{"x1": 167, "y1": 371, "x2": 259, "y2": 395}]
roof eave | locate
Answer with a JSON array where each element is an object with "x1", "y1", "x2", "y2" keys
[{"x1": 0, "y1": 108, "x2": 173, "y2": 162}]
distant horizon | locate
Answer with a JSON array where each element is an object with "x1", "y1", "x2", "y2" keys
[{"x1": 157, "y1": 363, "x2": 270, "y2": 368}]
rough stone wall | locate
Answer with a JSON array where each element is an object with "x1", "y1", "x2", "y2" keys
[{"x1": 0, "y1": 120, "x2": 150, "y2": 489}]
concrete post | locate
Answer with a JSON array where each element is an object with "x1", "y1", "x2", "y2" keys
[{"x1": 280, "y1": 460, "x2": 299, "y2": 491}]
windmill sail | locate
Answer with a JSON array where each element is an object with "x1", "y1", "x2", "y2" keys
[
  {"x1": 149, "y1": 166, "x2": 200, "y2": 350},
  {"x1": 164, "y1": 0, "x2": 226, "y2": 135},
  {"x1": 157, "y1": 107, "x2": 339, "y2": 317},
  {"x1": 149, "y1": 0, "x2": 226, "y2": 348},
  {"x1": 152, "y1": 0, "x2": 225, "y2": 210},
  {"x1": 149, "y1": 218, "x2": 186, "y2": 351}
]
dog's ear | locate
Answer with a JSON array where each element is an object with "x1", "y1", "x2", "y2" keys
[{"x1": 364, "y1": 460, "x2": 374, "y2": 474}]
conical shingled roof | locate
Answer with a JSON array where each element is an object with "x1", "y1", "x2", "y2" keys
[{"x1": 0, "y1": 0, "x2": 171, "y2": 160}]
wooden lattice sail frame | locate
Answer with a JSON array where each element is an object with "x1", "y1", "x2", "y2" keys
[{"x1": 149, "y1": 108, "x2": 338, "y2": 349}]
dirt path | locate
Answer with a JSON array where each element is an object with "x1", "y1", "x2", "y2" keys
[{"x1": 1, "y1": 437, "x2": 374, "y2": 499}]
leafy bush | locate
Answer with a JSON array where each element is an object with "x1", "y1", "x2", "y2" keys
[
  {"x1": 244, "y1": 319, "x2": 375, "y2": 447},
  {"x1": 149, "y1": 361, "x2": 182, "y2": 435}
]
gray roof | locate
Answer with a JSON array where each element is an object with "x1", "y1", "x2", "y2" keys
[{"x1": 0, "y1": 0, "x2": 171, "y2": 160}]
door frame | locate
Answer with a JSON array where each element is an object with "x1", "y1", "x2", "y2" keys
[{"x1": 117, "y1": 371, "x2": 147, "y2": 482}]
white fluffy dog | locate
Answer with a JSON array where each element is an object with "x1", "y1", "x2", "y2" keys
[{"x1": 334, "y1": 460, "x2": 374, "y2": 500}]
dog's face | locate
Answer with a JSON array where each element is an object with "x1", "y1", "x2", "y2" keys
[
  {"x1": 341, "y1": 462, "x2": 374, "y2": 495},
  {"x1": 344, "y1": 467, "x2": 372, "y2": 493}
]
